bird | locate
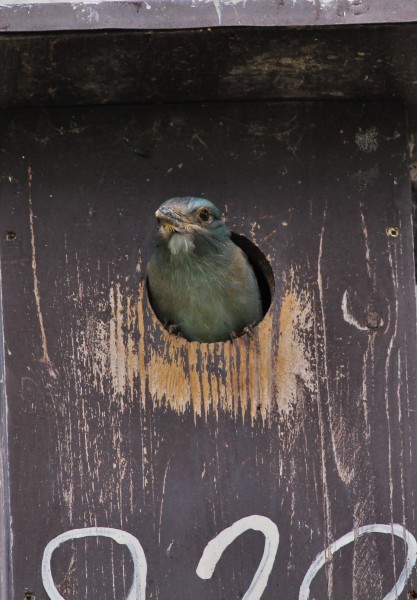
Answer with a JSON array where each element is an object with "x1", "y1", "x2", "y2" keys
[{"x1": 147, "y1": 197, "x2": 263, "y2": 343}]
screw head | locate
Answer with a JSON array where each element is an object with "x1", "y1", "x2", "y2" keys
[{"x1": 387, "y1": 226, "x2": 399, "y2": 238}]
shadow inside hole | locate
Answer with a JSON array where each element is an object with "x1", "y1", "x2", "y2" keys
[{"x1": 230, "y1": 232, "x2": 274, "y2": 318}]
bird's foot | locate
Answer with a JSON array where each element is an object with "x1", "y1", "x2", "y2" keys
[
  {"x1": 229, "y1": 331, "x2": 238, "y2": 342},
  {"x1": 242, "y1": 324, "x2": 255, "y2": 339},
  {"x1": 166, "y1": 323, "x2": 180, "y2": 336}
]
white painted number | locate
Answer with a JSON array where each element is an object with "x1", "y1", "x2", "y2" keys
[
  {"x1": 41, "y1": 520, "x2": 417, "y2": 600},
  {"x1": 196, "y1": 515, "x2": 279, "y2": 600},
  {"x1": 42, "y1": 527, "x2": 147, "y2": 600},
  {"x1": 299, "y1": 523, "x2": 417, "y2": 600}
]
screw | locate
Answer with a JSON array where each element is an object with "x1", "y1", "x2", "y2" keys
[{"x1": 387, "y1": 226, "x2": 399, "y2": 238}]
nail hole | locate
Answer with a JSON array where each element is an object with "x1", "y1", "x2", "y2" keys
[
  {"x1": 24, "y1": 593, "x2": 36, "y2": 600},
  {"x1": 387, "y1": 226, "x2": 399, "y2": 238},
  {"x1": 6, "y1": 231, "x2": 16, "y2": 241}
]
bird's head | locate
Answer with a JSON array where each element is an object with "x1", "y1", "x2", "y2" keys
[{"x1": 155, "y1": 197, "x2": 229, "y2": 255}]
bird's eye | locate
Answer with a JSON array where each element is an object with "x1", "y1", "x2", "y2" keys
[{"x1": 198, "y1": 209, "x2": 211, "y2": 223}]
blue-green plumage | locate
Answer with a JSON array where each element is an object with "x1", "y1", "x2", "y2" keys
[{"x1": 147, "y1": 197, "x2": 262, "y2": 342}]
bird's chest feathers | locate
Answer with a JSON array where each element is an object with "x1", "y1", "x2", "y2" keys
[
  {"x1": 151, "y1": 225, "x2": 251, "y2": 305},
  {"x1": 157, "y1": 236, "x2": 233, "y2": 297},
  {"x1": 168, "y1": 233, "x2": 195, "y2": 255}
]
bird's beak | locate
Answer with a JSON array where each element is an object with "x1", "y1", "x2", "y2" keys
[
  {"x1": 155, "y1": 207, "x2": 177, "y2": 230},
  {"x1": 155, "y1": 207, "x2": 170, "y2": 221},
  {"x1": 155, "y1": 206, "x2": 191, "y2": 232}
]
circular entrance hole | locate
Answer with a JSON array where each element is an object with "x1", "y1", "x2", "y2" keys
[{"x1": 147, "y1": 232, "x2": 274, "y2": 343}]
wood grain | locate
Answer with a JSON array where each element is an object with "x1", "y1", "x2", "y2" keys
[{"x1": 0, "y1": 102, "x2": 415, "y2": 599}]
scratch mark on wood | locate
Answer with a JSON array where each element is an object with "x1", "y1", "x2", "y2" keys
[
  {"x1": 27, "y1": 166, "x2": 57, "y2": 379},
  {"x1": 109, "y1": 284, "x2": 128, "y2": 402},
  {"x1": 360, "y1": 203, "x2": 372, "y2": 279},
  {"x1": 385, "y1": 240, "x2": 400, "y2": 581},
  {"x1": 315, "y1": 206, "x2": 334, "y2": 596},
  {"x1": 158, "y1": 459, "x2": 171, "y2": 546},
  {"x1": 341, "y1": 290, "x2": 369, "y2": 331}
]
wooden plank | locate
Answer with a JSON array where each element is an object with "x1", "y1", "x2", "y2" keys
[
  {"x1": 3, "y1": 25, "x2": 417, "y2": 190},
  {"x1": 2, "y1": 26, "x2": 417, "y2": 110},
  {"x1": 0, "y1": 101, "x2": 416, "y2": 598},
  {"x1": 0, "y1": 270, "x2": 10, "y2": 600},
  {"x1": 2, "y1": 0, "x2": 417, "y2": 32}
]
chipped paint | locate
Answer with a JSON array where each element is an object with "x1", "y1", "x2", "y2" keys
[
  {"x1": 300, "y1": 0, "x2": 353, "y2": 6},
  {"x1": 355, "y1": 126, "x2": 379, "y2": 153},
  {"x1": 68, "y1": 270, "x2": 317, "y2": 422},
  {"x1": 4, "y1": 0, "x2": 417, "y2": 36},
  {"x1": 207, "y1": 0, "x2": 248, "y2": 25},
  {"x1": 0, "y1": 0, "x2": 104, "y2": 3},
  {"x1": 275, "y1": 281, "x2": 315, "y2": 413}
]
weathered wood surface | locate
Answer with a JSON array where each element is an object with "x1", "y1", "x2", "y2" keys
[
  {"x1": 0, "y1": 102, "x2": 416, "y2": 598},
  {"x1": 2, "y1": 26, "x2": 417, "y2": 111},
  {"x1": 4, "y1": 25, "x2": 417, "y2": 192},
  {"x1": 2, "y1": 0, "x2": 417, "y2": 32}
]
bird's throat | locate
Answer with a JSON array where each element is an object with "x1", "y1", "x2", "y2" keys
[{"x1": 168, "y1": 232, "x2": 196, "y2": 255}]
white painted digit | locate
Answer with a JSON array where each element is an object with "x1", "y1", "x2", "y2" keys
[
  {"x1": 42, "y1": 520, "x2": 417, "y2": 599},
  {"x1": 196, "y1": 515, "x2": 279, "y2": 600},
  {"x1": 42, "y1": 527, "x2": 147, "y2": 600},
  {"x1": 299, "y1": 523, "x2": 417, "y2": 600}
]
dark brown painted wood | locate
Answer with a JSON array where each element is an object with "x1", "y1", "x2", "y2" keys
[
  {"x1": 2, "y1": 24, "x2": 417, "y2": 186},
  {"x1": 0, "y1": 25, "x2": 416, "y2": 109},
  {"x1": 0, "y1": 101, "x2": 416, "y2": 598},
  {"x1": 0, "y1": 273, "x2": 9, "y2": 600}
]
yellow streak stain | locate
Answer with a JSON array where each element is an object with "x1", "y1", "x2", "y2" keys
[
  {"x1": 257, "y1": 310, "x2": 274, "y2": 419},
  {"x1": 275, "y1": 285, "x2": 315, "y2": 413},
  {"x1": 188, "y1": 344, "x2": 203, "y2": 417},
  {"x1": 147, "y1": 343, "x2": 190, "y2": 412},
  {"x1": 83, "y1": 273, "x2": 314, "y2": 423}
]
